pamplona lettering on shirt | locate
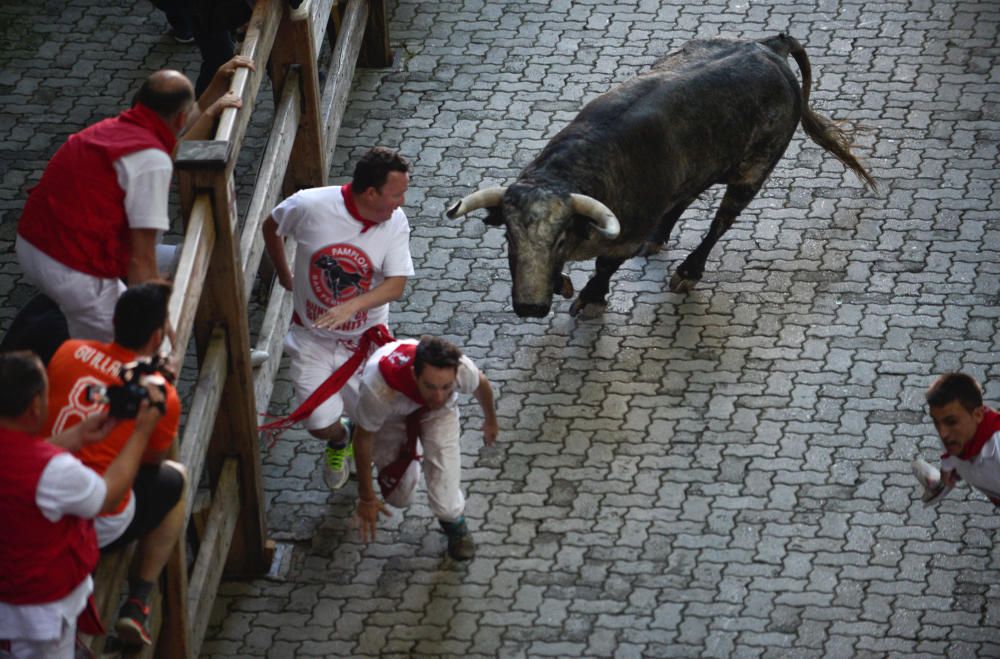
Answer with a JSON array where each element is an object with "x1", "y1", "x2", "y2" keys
[{"x1": 308, "y1": 243, "x2": 373, "y2": 331}]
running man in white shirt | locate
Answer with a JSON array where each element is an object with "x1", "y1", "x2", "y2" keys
[
  {"x1": 263, "y1": 147, "x2": 415, "y2": 489},
  {"x1": 913, "y1": 373, "x2": 1000, "y2": 507},
  {"x1": 352, "y1": 335, "x2": 498, "y2": 560}
]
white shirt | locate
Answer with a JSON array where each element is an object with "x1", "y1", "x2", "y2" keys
[
  {"x1": 942, "y1": 432, "x2": 1000, "y2": 501},
  {"x1": 0, "y1": 453, "x2": 106, "y2": 642},
  {"x1": 272, "y1": 185, "x2": 414, "y2": 338},
  {"x1": 113, "y1": 148, "x2": 173, "y2": 232},
  {"x1": 355, "y1": 339, "x2": 481, "y2": 433}
]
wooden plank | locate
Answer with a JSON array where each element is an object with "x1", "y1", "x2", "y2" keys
[
  {"x1": 310, "y1": 0, "x2": 337, "y2": 47},
  {"x1": 168, "y1": 194, "x2": 215, "y2": 363},
  {"x1": 154, "y1": 532, "x2": 189, "y2": 658},
  {"x1": 239, "y1": 68, "x2": 301, "y2": 299},
  {"x1": 321, "y1": 0, "x2": 369, "y2": 157},
  {"x1": 359, "y1": 0, "x2": 392, "y2": 68},
  {"x1": 187, "y1": 459, "x2": 241, "y2": 655},
  {"x1": 215, "y1": 0, "x2": 284, "y2": 177},
  {"x1": 188, "y1": 165, "x2": 269, "y2": 576},
  {"x1": 178, "y1": 328, "x2": 227, "y2": 525},
  {"x1": 253, "y1": 241, "x2": 297, "y2": 416},
  {"x1": 272, "y1": 1, "x2": 328, "y2": 194},
  {"x1": 86, "y1": 544, "x2": 135, "y2": 656}
]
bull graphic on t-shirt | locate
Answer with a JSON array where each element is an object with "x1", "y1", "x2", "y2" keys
[{"x1": 314, "y1": 254, "x2": 363, "y2": 299}]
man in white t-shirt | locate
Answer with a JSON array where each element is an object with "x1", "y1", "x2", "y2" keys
[
  {"x1": 0, "y1": 351, "x2": 163, "y2": 659},
  {"x1": 263, "y1": 147, "x2": 415, "y2": 489},
  {"x1": 352, "y1": 335, "x2": 499, "y2": 560},
  {"x1": 15, "y1": 58, "x2": 250, "y2": 342}
]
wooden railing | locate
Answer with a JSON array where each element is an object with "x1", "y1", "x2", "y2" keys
[{"x1": 88, "y1": 1, "x2": 391, "y2": 656}]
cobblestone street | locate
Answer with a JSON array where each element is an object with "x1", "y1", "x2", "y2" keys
[{"x1": 1, "y1": 0, "x2": 998, "y2": 657}]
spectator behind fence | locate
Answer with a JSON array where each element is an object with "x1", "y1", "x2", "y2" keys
[
  {"x1": 43, "y1": 281, "x2": 185, "y2": 649},
  {"x1": 0, "y1": 351, "x2": 163, "y2": 659},
  {"x1": 15, "y1": 58, "x2": 251, "y2": 343},
  {"x1": 913, "y1": 373, "x2": 1000, "y2": 507}
]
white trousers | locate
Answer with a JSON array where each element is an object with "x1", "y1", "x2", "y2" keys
[
  {"x1": 16, "y1": 238, "x2": 179, "y2": 343},
  {"x1": 284, "y1": 326, "x2": 365, "y2": 431},
  {"x1": 16, "y1": 236, "x2": 123, "y2": 342},
  {"x1": 375, "y1": 404, "x2": 465, "y2": 523}
]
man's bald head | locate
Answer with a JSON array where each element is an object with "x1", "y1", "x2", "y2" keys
[{"x1": 134, "y1": 69, "x2": 195, "y2": 122}]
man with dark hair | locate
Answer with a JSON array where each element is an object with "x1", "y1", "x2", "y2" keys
[
  {"x1": 0, "y1": 351, "x2": 163, "y2": 659},
  {"x1": 43, "y1": 281, "x2": 185, "y2": 647},
  {"x1": 912, "y1": 372, "x2": 1000, "y2": 507},
  {"x1": 16, "y1": 59, "x2": 250, "y2": 342},
  {"x1": 263, "y1": 146, "x2": 415, "y2": 490},
  {"x1": 352, "y1": 335, "x2": 498, "y2": 560}
]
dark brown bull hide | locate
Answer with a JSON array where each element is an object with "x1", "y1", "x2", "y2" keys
[{"x1": 447, "y1": 34, "x2": 875, "y2": 318}]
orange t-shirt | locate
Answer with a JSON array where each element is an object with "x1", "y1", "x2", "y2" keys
[{"x1": 45, "y1": 339, "x2": 181, "y2": 515}]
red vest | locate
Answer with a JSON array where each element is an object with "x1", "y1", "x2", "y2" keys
[
  {"x1": 17, "y1": 104, "x2": 177, "y2": 279},
  {"x1": 0, "y1": 428, "x2": 99, "y2": 605}
]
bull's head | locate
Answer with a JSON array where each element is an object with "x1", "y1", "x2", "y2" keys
[{"x1": 447, "y1": 184, "x2": 620, "y2": 317}]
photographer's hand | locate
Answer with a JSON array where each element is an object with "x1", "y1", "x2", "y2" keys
[
  {"x1": 134, "y1": 381, "x2": 166, "y2": 434},
  {"x1": 48, "y1": 409, "x2": 118, "y2": 451}
]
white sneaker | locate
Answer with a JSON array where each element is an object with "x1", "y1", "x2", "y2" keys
[{"x1": 322, "y1": 441, "x2": 353, "y2": 490}]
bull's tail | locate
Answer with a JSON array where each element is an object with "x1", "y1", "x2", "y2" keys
[{"x1": 761, "y1": 34, "x2": 877, "y2": 191}]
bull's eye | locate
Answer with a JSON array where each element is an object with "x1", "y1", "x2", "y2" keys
[{"x1": 554, "y1": 235, "x2": 567, "y2": 252}]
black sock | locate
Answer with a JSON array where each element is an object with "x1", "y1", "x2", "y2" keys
[{"x1": 129, "y1": 578, "x2": 154, "y2": 603}]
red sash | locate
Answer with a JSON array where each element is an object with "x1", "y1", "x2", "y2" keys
[{"x1": 259, "y1": 324, "x2": 395, "y2": 445}]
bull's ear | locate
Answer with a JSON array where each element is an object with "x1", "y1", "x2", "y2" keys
[{"x1": 483, "y1": 207, "x2": 504, "y2": 227}]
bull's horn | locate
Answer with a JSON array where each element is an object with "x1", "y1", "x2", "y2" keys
[
  {"x1": 446, "y1": 186, "x2": 507, "y2": 218},
  {"x1": 569, "y1": 193, "x2": 621, "y2": 238}
]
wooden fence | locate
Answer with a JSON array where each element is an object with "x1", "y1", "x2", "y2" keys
[{"x1": 88, "y1": 1, "x2": 391, "y2": 656}]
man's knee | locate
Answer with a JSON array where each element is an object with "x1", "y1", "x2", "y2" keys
[
  {"x1": 308, "y1": 422, "x2": 347, "y2": 444},
  {"x1": 160, "y1": 460, "x2": 187, "y2": 505}
]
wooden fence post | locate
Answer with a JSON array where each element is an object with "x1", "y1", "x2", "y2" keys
[
  {"x1": 175, "y1": 143, "x2": 271, "y2": 577},
  {"x1": 271, "y1": 2, "x2": 328, "y2": 193},
  {"x1": 359, "y1": 0, "x2": 392, "y2": 67}
]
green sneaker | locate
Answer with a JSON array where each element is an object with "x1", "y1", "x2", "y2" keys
[{"x1": 323, "y1": 439, "x2": 353, "y2": 490}]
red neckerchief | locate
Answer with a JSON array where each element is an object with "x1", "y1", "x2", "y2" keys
[
  {"x1": 378, "y1": 343, "x2": 426, "y2": 406},
  {"x1": 953, "y1": 407, "x2": 1000, "y2": 461},
  {"x1": 341, "y1": 184, "x2": 378, "y2": 233},
  {"x1": 120, "y1": 103, "x2": 178, "y2": 155}
]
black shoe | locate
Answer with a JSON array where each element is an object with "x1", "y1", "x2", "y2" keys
[
  {"x1": 439, "y1": 517, "x2": 475, "y2": 561},
  {"x1": 115, "y1": 597, "x2": 152, "y2": 646}
]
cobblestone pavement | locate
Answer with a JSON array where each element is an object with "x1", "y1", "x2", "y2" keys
[{"x1": 2, "y1": 0, "x2": 999, "y2": 657}]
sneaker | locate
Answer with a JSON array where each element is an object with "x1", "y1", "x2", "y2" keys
[
  {"x1": 115, "y1": 597, "x2": 152, "y2": 647},
  {"x1": 323, "y1": 438, "x2": 353, "y2": 490},
  {"x1": 166, "y1": 27, "x2": 195, "y2": 44},
  {"x1": 439, "y1": 517, "x2": 476, "y2": 561}
]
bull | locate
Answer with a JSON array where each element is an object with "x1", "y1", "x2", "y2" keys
[{"x1": 446, "y1": 34, "x2": 876, "y2": 318}]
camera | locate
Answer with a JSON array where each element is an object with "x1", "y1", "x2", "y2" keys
[{"x1": 86, "y1": 354, "x2": 170, "y2": 419}]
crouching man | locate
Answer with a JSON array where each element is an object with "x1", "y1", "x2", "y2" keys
[
  {"x1": 352, "y1": 336, "x2": 498, "y2": 560},
  {"x1": 0, "y1": 351, "x2": 163, "y2": 659},
  {"x1": 44, "y1": 281, "x2": 185, "y2": 647},
  {"x1": 913, "y1": 372, "x2": 1000, "y2": 507}
]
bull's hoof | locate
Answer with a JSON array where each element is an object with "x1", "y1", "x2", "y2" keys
[
  {"x1": 669, "y1": 272, "x2": 698, "y2": 294},
  {"x1": 638, "y1": 241, "x2": 663, "y2": 257},
  {"x1": 569, "y1": 297, "x2": 606, "y2": 319}
]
